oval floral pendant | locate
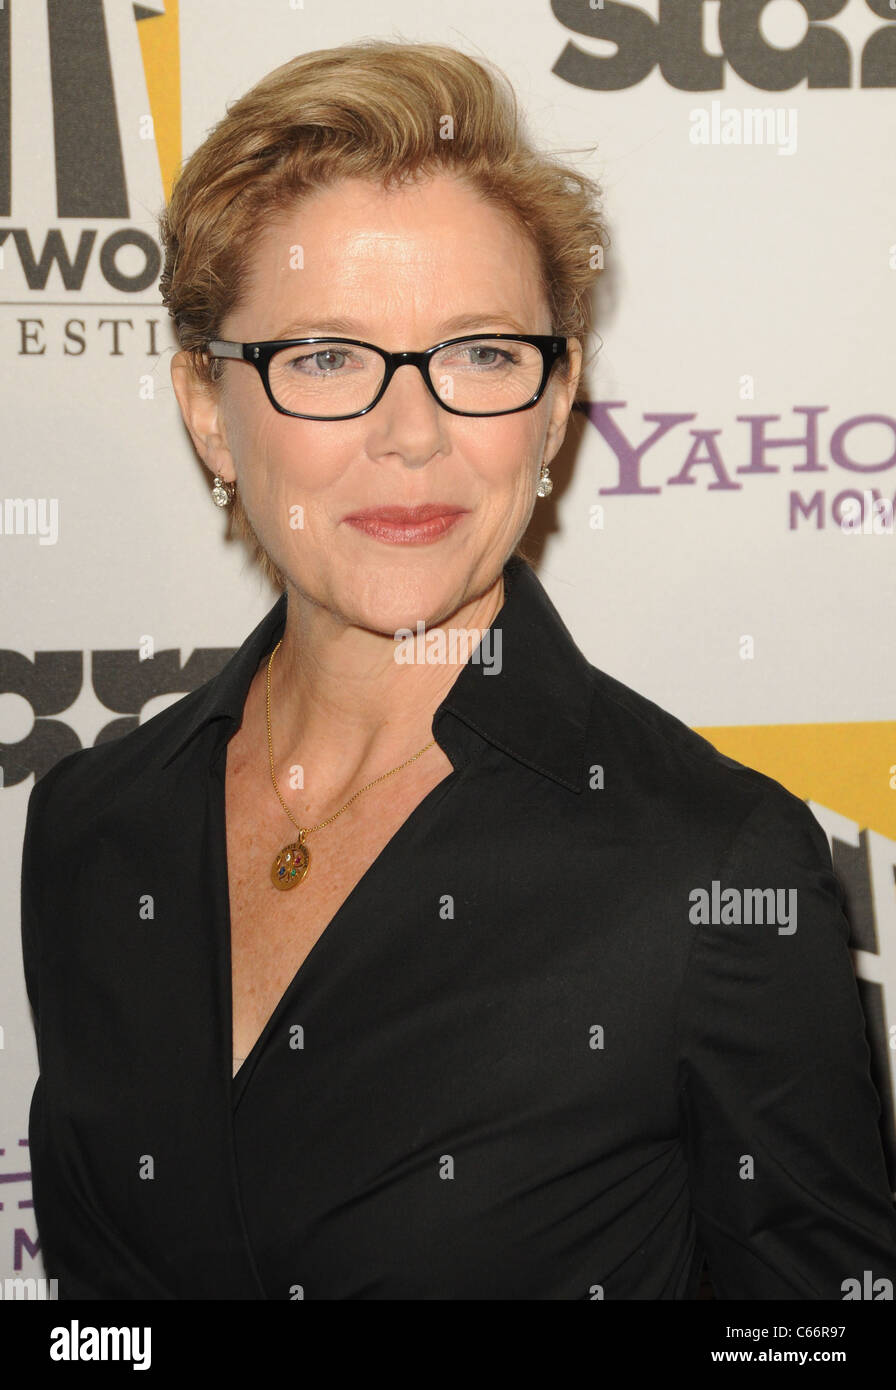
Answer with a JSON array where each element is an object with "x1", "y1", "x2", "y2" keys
[{"x1": 271, "y1": 837, "x2": 311, "y2": 890}]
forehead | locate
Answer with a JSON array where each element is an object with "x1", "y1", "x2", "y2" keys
[{"x1": 234, "y1": 174, "x2": 548, "y2": 334}]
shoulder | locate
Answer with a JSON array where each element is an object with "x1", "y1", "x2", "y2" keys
[
  {"x1": 580, "y1": 660, "x2": 830, "y2": 868},
  {"x1": 23, "y1": 681, "x2": 217, "y2": 852},
  {"x1": 21, "y1": 590, "x2": 288, "y2": 846}
]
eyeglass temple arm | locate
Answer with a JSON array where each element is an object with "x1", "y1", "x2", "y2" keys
[{"x1": 206, "y1": 340, "x2": 244, "y2": 359}]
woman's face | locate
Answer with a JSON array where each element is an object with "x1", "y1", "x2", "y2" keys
[{"x1": 176, "y1": 172, "x2": 581, "y2": 631}]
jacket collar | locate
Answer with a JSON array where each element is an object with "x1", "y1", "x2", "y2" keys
[{"x1": 160, "y1": 555, "x2": 593, "y2": 792}]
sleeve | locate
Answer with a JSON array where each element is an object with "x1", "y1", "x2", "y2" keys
[{"x1": 675, "y1": 785, "x2": 896, "y2": 1299}]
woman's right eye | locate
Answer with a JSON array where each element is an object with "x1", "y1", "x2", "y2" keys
[{"x1": 286, "y1": 348, "x2": 347, "y2": 372}]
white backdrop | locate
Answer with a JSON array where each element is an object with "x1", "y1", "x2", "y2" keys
[{"x1": 1, "y1": 0, "x2": 894, "y2": 1290}]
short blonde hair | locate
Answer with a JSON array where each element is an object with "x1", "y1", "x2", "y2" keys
[{"x1": 159, "y1": 39, "x2": 609, "y2": 589}]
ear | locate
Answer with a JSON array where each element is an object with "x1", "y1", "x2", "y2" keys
[
  {"x1": 170, "y1": 350, "x2": 236, "y2": 484},
  {"x1": 542, "y1": 337, "x2": 583, "y2": 464}
]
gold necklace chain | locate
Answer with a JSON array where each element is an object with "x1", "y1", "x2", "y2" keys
[{"x1": 266, "y1": 636, "x2": 436, "y2": 890}]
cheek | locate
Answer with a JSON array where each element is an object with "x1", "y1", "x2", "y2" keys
[
  {"x1": 479, "y1": 418, "x2": 543, "y2": 492},
  {"x1": 234, "y1": 416, "x2": 334, "y2": 504}
]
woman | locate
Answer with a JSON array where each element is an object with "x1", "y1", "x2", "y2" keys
[{"x1": 21, "y1": 39, "x2": 896, "y2": 1300}]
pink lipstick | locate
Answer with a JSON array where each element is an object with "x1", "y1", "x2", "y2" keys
[{"x1": 343, "y1": 504, "x2": 469, "y2": 545}]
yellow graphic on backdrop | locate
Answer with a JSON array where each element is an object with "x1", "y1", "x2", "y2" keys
[
  {"x1": 136, "y1": 2, "x2": 181, "y2": 202},
  {"x1": 695, "y1": 722, "x2": 896, "y2": 842}
]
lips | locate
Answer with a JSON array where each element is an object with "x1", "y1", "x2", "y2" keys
[
  {"x1": 343, "y1": 504, "x2": 468, "y2": 523},
  {"x1": 342, "y1": 503, "x2": 469, "y2": 546}
]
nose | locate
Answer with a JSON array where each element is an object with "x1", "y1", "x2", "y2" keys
[{"x1": 364, "y1": 357, "x2": 448, "y2": 463}]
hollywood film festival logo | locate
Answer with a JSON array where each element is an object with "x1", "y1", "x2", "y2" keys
[
  {"x1": 0, "y1": 1, "x2": 172, "y2": 554},
  {"x1": 0, "y1": 0, "x2": 168, "y2": 358}
]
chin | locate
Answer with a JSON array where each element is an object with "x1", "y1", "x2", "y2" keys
[{"x1": 341, "y1": 564, "x2": 466, "y2": 635}]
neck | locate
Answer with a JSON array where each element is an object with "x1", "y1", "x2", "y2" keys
[{"x1": 262, "y1": 569, "x2": 506, "y2": 795}]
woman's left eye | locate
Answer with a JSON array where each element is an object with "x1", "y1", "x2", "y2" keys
[
  {"x1": 315, "y1": 350, "x2": 345, "y2": 369},
  {"x1": 453, "y1": 346, "x2": 514, "y2": 368}
]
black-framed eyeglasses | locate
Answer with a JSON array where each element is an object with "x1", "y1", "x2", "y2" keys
[{"x1": 204, "y1": 333, "x2": 568, "y2": 420}]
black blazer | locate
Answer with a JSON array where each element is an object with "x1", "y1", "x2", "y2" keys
[{"x1": 20, "y1": 555, "x2": 896, "y2": 1298}]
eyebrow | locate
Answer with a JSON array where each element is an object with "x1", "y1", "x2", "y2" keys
[{"x1": 268, "y1": 312, "x2": 530, "y2": 340}]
